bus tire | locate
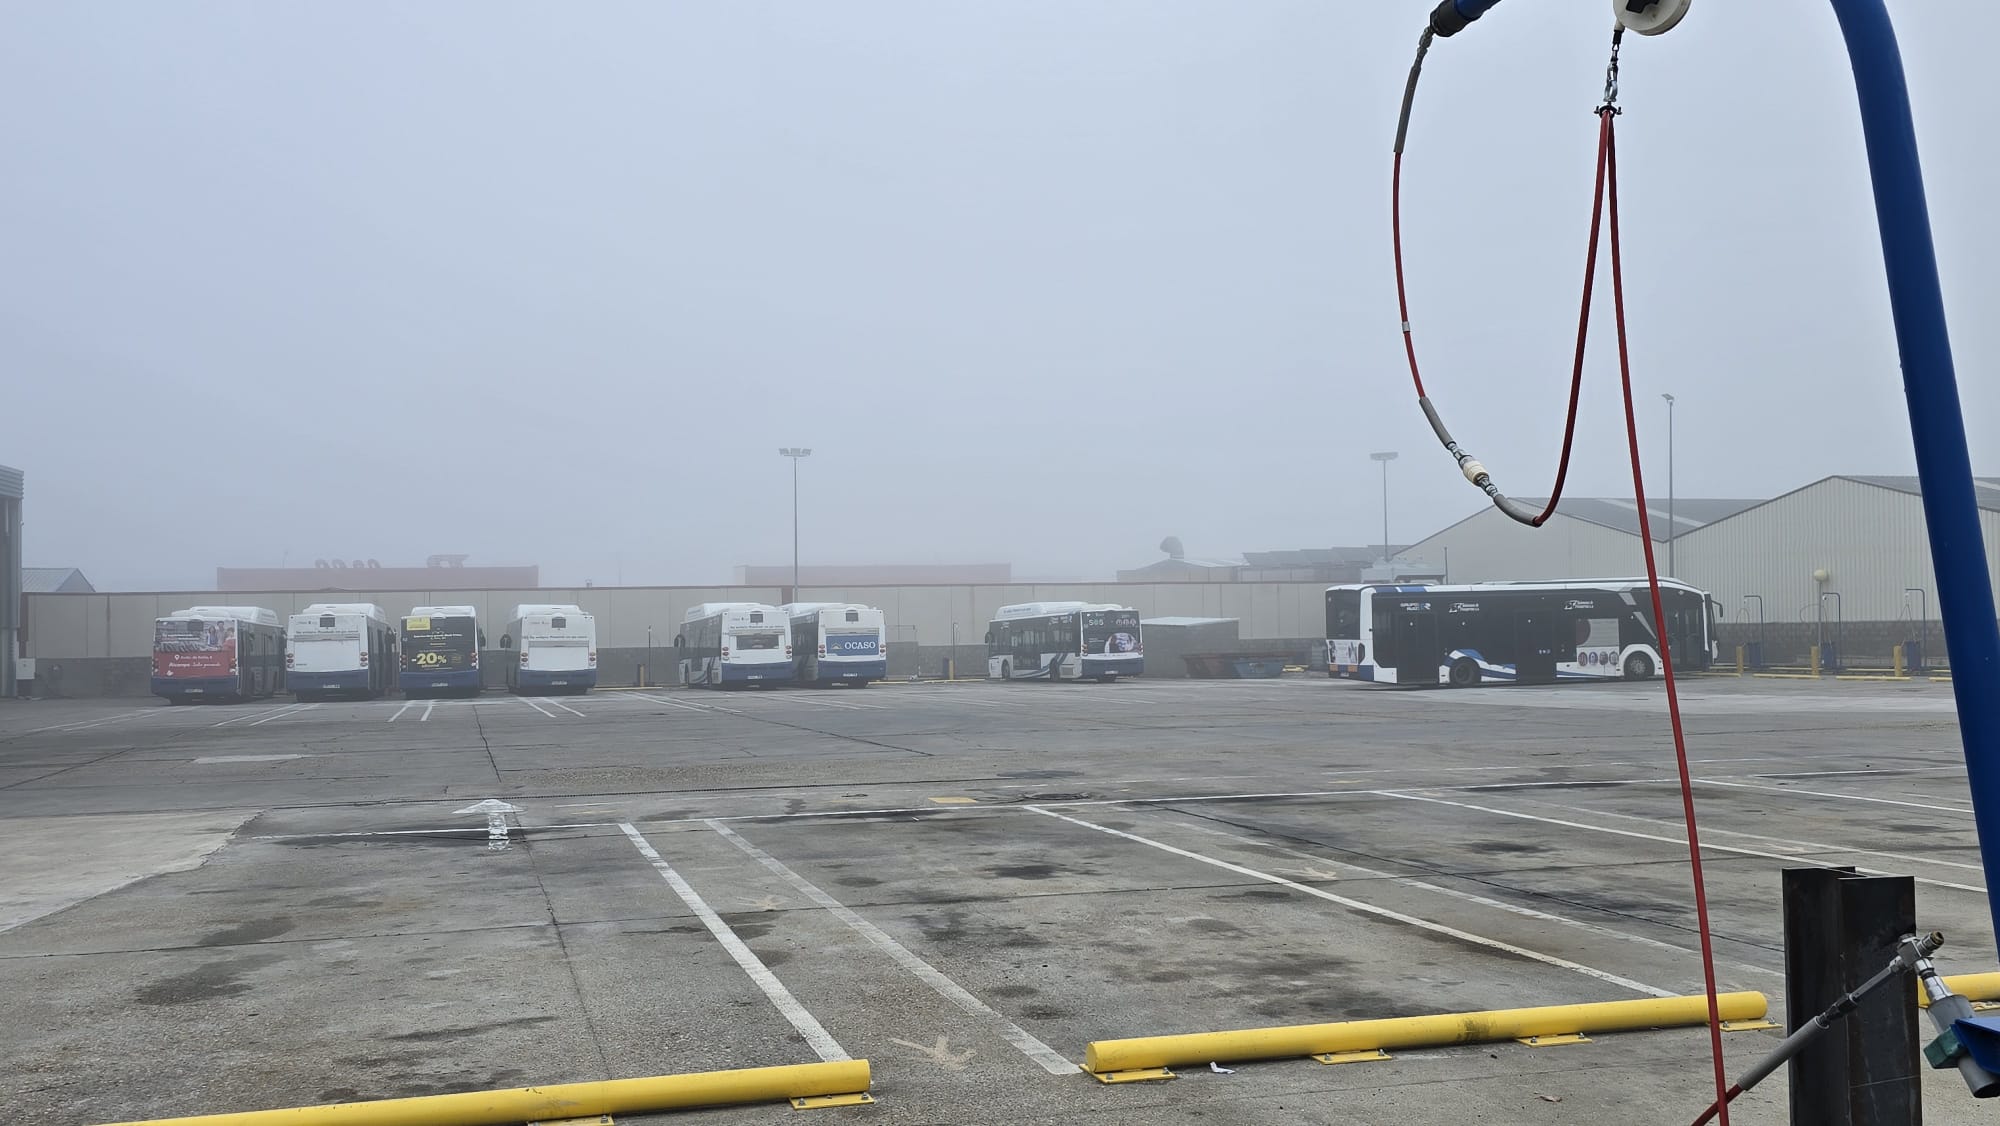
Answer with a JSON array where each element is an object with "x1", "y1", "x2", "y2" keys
[
  {"x1": 1623, "y1": 652, "x2": 1655, "y2": 681},
  {"x1": 1448, "y1": 658, "x2": 1481, "y2": 687}
]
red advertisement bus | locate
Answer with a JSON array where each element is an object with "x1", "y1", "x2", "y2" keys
[{"x1": 151, "y1": 605, "x2": 284, "y2": 704}]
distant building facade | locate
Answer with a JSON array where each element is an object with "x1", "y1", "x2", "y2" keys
[
  {"x1": 218, "y1": 557, "x2": 539, "y2": 592},
  {"x1": 733, "y1": 563, "x2": 1012, "y2": 586}
]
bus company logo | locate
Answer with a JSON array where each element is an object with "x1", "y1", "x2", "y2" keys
[
  {"x1": 1449, "y1": 602, "x2": 1480, "y2": 613},
  {"x1": 1398, "y1": 601, "x2": 1431, "y2": 611},
  {"x1": 1565, "y1": 599, "x2": 1596, "y2": 611}
]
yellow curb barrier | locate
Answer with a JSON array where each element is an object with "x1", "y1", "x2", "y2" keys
[
  {"x1": 1085, "y1": 992, "x2": 1767, "y2": 1076},
  {"x1": 96, "y1": 1060, "x2": 873, "y2": 1126}
]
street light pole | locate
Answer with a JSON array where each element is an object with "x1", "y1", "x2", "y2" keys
[
  {"x1": 779, "y1": 448, "x2": 812, "y2": 598},
  {"x1": 1370, "y1": 452, "x2": 1398, "y2": 563},
  {"x1": 1661, "y1": 394, "x2": 1676, "y2": 577}
]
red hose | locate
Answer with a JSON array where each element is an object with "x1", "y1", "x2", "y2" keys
[
  {"x1": 1601, "y1": 115, "x2": 1733, "y2": 1126},
  {"x1": 1390, "y1": 106, "x2": 1614, "y2": 526}
]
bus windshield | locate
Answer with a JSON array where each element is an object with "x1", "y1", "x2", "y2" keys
[
  {"x1": 1081, "y1": 610, "x2": 1141, "y2": 655},
  {"x1": 403, "y1": 616, "x2": 477, "y2": 670}
]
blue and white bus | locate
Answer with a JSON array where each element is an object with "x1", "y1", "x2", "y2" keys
[
  {"x1": 503, "y1": 604, "x2": 598, "y2": 695},
  {"x1": 287, "y1": 603, "x2": 396, "y2": 700},
  {"x1": 783, "y1": 603, "x2": 887, "y2": 687},
  {"x1": 677, "y1": 603, "x2": 792, "y2": 688},
  {"x1": 986, "y1": 602, "x2": 1143, "y2": 682},
  {"x1": 152, "y1": 606, "x2": 285, "y2": 704},
  {"x1": 1326, "y1": 578, "x2": 1717, "y2": 687},
  {"x1": 400, "y1": 605, "x2": 485, "y2": 697}
]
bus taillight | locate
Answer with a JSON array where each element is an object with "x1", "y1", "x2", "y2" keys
[
  {"x1": 818, "y1": 645, "x2": 826, "y2": 657},
  {"x1": 358, "y1": 652, "x2": 368, "y2": 667},
  {"x1": 786, "y1": 645, "x2": 793, "y2": 658},
  {"x1": 519, "y1": 650, "x2": 529, "y2": 666},
  {"x1": 587, "y1": 650, "x2": 597, "y2": 666},
  {"x1": 721, "y1": 647, "x2": 730, "y2": 659},
  {"x1": 285, "y1": 653, "x2": 295, "y2": 669}
]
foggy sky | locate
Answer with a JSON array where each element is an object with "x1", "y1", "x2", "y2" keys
[{"x1": 3, "y1": 2, "x2": 1993, "y2": 591}]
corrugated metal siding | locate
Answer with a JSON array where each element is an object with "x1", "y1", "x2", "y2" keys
[
  {"x1": 0, "y1": 464, "x2": 22, "y2": 498},
  {"x1": 1675, "y1": 476, "x2": 2000, "y2": 622},
  {"x1": 1401, "y1": 509, "x2": 1647, "y2": 583}
]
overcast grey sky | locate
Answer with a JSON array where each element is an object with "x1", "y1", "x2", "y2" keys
[{"x1": 2, "y1": 2, "x2": 1992, "y2": 590}]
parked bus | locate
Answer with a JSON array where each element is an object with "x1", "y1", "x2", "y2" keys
[
  {"x1": 783, "y1": 603, "x2": 887, "y2": 687},
  {"x1": 986, "y1": 602, "x2": 1143, "y2": 682},
  {"x1": 677, "y1": 603, "x2": 792, "y2": 687},
  {"x1": 285, "y1": 603, "x2": 396, "y2": 700},
  {"x1": 502, "y1": 604, "x2": 598, "y2": 695},
  {"x1": 151, "y1": 606, "x2": 284, "y2": 704},
  {"x1": 1325, "y1": 578, "x2": 1718, "y2": 687},
  {"x1": 399, "y1": 605, "x2": 485, "y2": 697}
]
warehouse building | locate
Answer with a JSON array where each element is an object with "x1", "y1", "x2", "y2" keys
[
  {"x1": 1400, "y1": 496, "x2": 1761, "y2": 585},
  {"x1": 1, "y1": 465, "x2": 18, "y2": 697}
]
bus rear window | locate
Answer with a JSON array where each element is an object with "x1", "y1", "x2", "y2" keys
[
  {"x1": 551, "y1": 617, "x2": 566, "y2": 629},
  {"x1": 732, "y1": 631, "x2": 782, "y2": 650}
]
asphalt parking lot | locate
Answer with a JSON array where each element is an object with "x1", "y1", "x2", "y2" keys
[{"x1": 0, "y1": 675, "x2": 1989, "y2": 1125}]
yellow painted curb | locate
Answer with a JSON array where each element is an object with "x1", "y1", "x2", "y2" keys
[
  {"x1": 1084, "y1": 992, "x2": 1767, "y2": 1074},
  {"x1": 95, "y1": 1060, "x2": 872, "y2": 1126}
]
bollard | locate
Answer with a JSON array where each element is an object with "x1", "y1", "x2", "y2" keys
[
  {"x1": 1893, "y1": 644, "x2": 1905, "y2": 679},
  {"x1": 1736, "y1": 644, "x2": 1746, "y2": 676},
  {"x1": 1811, "y1": 644, "x2": 1823, "y2": 678},
  {"x1": 1783, "y1": 867, "x2": 1919, "y2": 1125}
]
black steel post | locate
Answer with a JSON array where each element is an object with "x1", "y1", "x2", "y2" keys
[{"x1": 1783, "y1": 867, "x2": 1920, "y2": 1125}]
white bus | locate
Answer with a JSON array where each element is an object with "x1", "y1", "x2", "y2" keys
[
  {"x1": 783, "y1": 603, "x2": 887, "y2": 687},
  {"x1": 151, "y1": 606, "x2": 285, "y2": 704},
  {"x1": 677, "y1": 603, "x2": 793, "y2": 687},
  {"x1": 503, "y1": 604, "x2": 598, "y2": 695},
  {"x1": 1326, "y1": 578, "x2": 1718, "y2": 687},
  {"x1": 986, "y1": 602, "x2": 1143, "y2": 682},
  {"x1": 400, "y1": 605, "x2": 485, "y2": 697},
  {"x1": 286, "y1": 603, "x2": 396, "y2": 700}
]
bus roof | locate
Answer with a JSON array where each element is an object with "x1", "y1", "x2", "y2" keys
[
  {"x1": 1327, "y1": 578, "x2": 1705, "y2": 596},
  {"x1": 168, "y1": 606, "x2": 281, "y2": 626},
  {"x1": 512, "y1": 603, "x2": 587, "y2": 619},
  {"x1": 781, "y1": 602, "x2": 880, "y2": 617},
  {"x1": 407, "y1": 605, "x2": 477, "y2": 619},
  {"x1": 993, "y1": 601, "x2": 1136, "y2": 620},
  {"x1": 298, "y1": 603, "x2": 389, "y2": 622},
  {"x1": 684, "y1": 601, "x2": 781, "y2": 623}
]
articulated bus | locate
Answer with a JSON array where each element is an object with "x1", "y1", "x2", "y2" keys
[
  {"x1": 399, "y1": 605, "x2": 485, "y2": 697},
  {"x1": 151, "y1": 606, "x2": 285, "y2": 704},
  {"x1": 677, "y1": 603, "x2": 792, "y2": 687},
  {"x1": 1325, "y1": 578, "x2": 1717, "y2": 687},
  {"x1": 503, "y1": 604, "x2": 597, "y2": 695},
  {"x1": 286, "y1": 603, "x2": 396, "y2": 700},
  {"x1": 783, "y1": 603, "x2": 887, "y2": 687},
  {"x1": 986, "y1": 602, "x2": 1143, "y2": 682}
]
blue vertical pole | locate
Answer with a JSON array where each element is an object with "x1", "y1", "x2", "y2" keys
[{"x1": 1830, "y1": 0, "x2": 2000, "y2": 955}]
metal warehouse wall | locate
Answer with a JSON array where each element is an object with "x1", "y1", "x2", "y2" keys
[
  {"x1": 1399, "y1": 509, "x2": 1649, "y2": 584},
  {"x1": 1673, "y1": 477, "x2": 2000, "y2": 624},
  {"x1": 24, "y1": 582, "x2": 1334, "y2": 660}
]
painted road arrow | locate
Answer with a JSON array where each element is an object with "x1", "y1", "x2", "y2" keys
[{"x1": 454, "y1": 799, "x2": 525, "y2": 851}]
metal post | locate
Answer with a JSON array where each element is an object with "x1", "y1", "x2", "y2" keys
[
  {"x1": 1370, "y1": 451, "x2": 1398, "y2": 562},
  {"x1": 1782, "y1": 867, "x2": 1920, "y2": 1126},
  {"x1": 1662, "y1": 393, "x2": 1676, "y2": 577},
  {"x1": 779, "y1": 448, "x2": 812, "y2": 601},
  {"x1": 1831, "y1": 0, "x2": 2000, "y2": 955},
  {"x1": 646, "y1": 626, "x2": 653, "y2": 689},
  {"x1": 1904, "y1": 587, "x2": 1928, "y2": 671}
]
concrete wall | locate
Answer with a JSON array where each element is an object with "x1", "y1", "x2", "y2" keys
[{"x1": 22, "y1": 581, "x2": 1337, "y2": 693}]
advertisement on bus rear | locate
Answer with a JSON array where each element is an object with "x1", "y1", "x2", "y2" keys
[
  {"x1": 825, "y1": 630, "x2": 880, "y2": 657},
  {"x1": 153, "y1": 618, "x2": 235, "y2": 679},
  {"x1": 402, "y1": 616, "x2": 477, "y2": 671}
]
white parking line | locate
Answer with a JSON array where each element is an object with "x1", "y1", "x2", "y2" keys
[
  {"x1": 628, "y1": 692, "x2": 718, "y2": 713},
  {"x1": 617, "y1": 823, "x2": 851, "y2": 1063},
  {"x1": 15, "y1": 707, "x2": 180, "y2": 736},
  {"x1": 421, "y1": 701, "x2": 435, "y2": 723},
  {"x1": 1149, "y1": 810, "x2": 1780, "y2": 981},
  {"x1": 388, "y1": 701, "x2": 414, "y2": 723},
  {"x1": 1026, "y1": 806, "x2": 1677, "y2": 998},
  {"x1": 211, "y1": 702, "x2": 311, "y2": 728},
  {"x1": 1380, "y1": 791, "x2": 1987, "y2": 895},
  {"x1": 706, "y1": 820, "x2": 1078, "y2": 1075},
  {"x1": 1697, "y1": 776, "x2": 1975, "y2": 816},
  {"x1": 518, "y1": 697, "x2": 557, "y2": 719},
  {"x1": 546, "y1": 698, "x2": 587, "y2": 718},
  {"x1": 245, "y1": 702, "x2": 319, "y2": 727}
]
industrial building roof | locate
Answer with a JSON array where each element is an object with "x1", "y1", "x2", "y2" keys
[
  {"x1": 22, "y1": 567, "x2": 94, "y2": 593},
  {"x1": 1513, "y1": 497, "x2": 1763, "y2": 541},
  {"x1": 1241, "y1": 547, "x2": 1406, "y2": 567},
  {"x1": 1840, "y1": 475, "x2": 2000, "y2": 512}
]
